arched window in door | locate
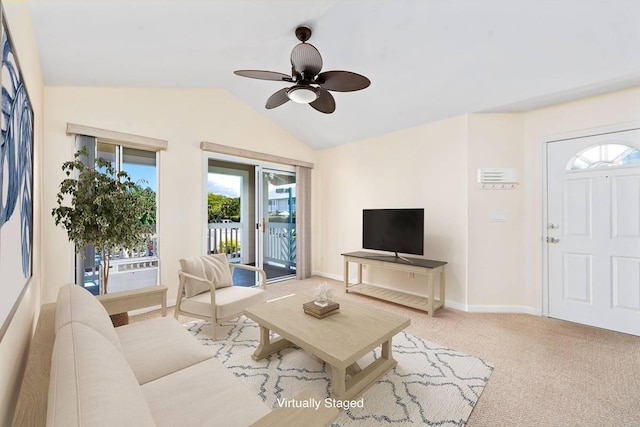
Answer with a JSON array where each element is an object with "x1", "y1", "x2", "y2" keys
[{"x1": 568, "y1": 143, "x2": 640, "y2": 170}]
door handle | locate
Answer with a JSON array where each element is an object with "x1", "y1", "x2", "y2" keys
[
  {"x1": 547, "y1": 223, "x2": 559, "y2": 230},
  {"x1": 546, "y1": 237, "x2": 559, "y2": 243}
]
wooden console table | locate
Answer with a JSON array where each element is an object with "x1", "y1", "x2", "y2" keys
[{"x1": 342, "y1": 251, "x2": 447, "y2": 317}]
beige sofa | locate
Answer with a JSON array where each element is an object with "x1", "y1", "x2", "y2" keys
[
  {"x1": 26, "y1": 284, "x2": 271, "y2": 426},
  {"x1": 13, "y1": 284, "x2": 340, "y2": 427}
]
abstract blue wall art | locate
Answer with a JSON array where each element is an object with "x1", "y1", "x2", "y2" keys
[{"x1": 0, "y1": 7, "x2": 34, "y2": 340}]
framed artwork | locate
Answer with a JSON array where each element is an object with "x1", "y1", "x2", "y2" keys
[{"x1": 0, "y1": 4, "x2": 35, "y2": 341}]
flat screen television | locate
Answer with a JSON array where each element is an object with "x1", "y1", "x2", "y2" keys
[{"x1": 362, "y1": 208, "x2": 424, "y2": 257}]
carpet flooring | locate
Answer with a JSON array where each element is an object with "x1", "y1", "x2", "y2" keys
[
  {"x1": 185, "y1": 316, "x2": 493, "y2": 426},
  {"x1": 131, "y1": 277, "x2": 640, "y2": 426}
]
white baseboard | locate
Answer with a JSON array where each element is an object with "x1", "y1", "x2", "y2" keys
[
  {"x1": 442, "y1": 300, "x2": 467, "y2": 312},
  {"x1": 462, "y1": 304, "x2": 540, "y2": 315},
  {"x1": 313, "y1": 271, "x2": 342, "y2": 282},
  {"x1": 311, "y1": 271, "x2": 540, "y2": 315}
]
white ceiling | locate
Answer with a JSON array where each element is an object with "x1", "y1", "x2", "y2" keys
[{"x1": 28, "y1": 0, "x2": 640, "y2": 150}]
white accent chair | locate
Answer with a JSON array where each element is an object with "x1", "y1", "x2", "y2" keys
[{"x1": 175, "y1": 253, "x2": 267, "y2": 339}]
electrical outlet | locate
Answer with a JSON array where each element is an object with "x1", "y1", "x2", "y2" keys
[{"x1": 409, "y1": 272, "x2": 415, "y2": 278}]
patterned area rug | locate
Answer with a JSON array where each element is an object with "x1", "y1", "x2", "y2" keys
[{"x1": 185, "y1": 316, "x2": 493, "y2": 426}]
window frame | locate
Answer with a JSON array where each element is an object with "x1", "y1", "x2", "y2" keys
[
  {"x1": 568, "y1": 143, "x2": 640, "y2": 170},
  {"x1": 67, "y1": 125, "x2": 167, "y2": 294}
]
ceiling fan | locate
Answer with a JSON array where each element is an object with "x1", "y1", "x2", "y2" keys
[{"x1": 234, "y1": 26, "x2": 370, "y2": 114}]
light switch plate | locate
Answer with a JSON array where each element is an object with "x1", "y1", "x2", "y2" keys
[{"x1": 489, "y1": 211, "x2": 508, "y2": 222}]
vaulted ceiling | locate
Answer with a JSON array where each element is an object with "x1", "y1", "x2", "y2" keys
[{"x1": 28, "y1": 0, "x2": 640, "y2": 149}]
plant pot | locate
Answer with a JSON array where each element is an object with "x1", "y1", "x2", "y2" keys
[{"x1": 110, "y1": 312, "x2": 129, "y2": 327}]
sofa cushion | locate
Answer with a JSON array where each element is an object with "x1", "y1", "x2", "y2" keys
[
  {"x1": 179, "y1": 257, "x2": 211, "y2": 297},
  {"x1": 115, "y1": 317, "x2": 212, "y2": 384},
  {"x1": 180, "y1": 286, "x2": 266, "y2": 320},
  {"x1": 47, "y1": 322, "x2": 156, "y2": 427},
  {"x1": 55, "y1": 284, "x2": 122, "y2": 352},
  {"x1": 141, "y1": 358, "x2": 269, "y2": 427},
  {"x1": 201, "y1": 253, "x2": 233, "y2": 289}
]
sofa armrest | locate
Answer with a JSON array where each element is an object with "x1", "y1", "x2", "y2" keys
[
  {"x1": 12, "y1": 303, "x2": 57, "y2": 427},
  {"x1": 97, "y1": 285, "x2": 168, "y2": 316}
]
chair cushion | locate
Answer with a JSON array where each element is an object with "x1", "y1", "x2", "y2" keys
[
  {"x1": 55, "y1": 283, "x2": 123, "y2": 352},
  {"x1": 201, "y1": 253, "x2": 233, "y2": 289},
  {"x1": 47, "y1": 322, "x2": 156, "y2": 427},
  {"x1": 141, "y1": 358, "x2": 269, "y2": 427},
  {"x1": 115, "y1": 317, "x2": 212, "y2": 384},
  {"x1": 180, "y1": 286, "x2": 266, "y2": 320},
  {"x1": 179, "y1": 257, "x2": 211, "y2": 297}
]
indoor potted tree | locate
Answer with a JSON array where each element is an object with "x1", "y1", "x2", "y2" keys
[{"x1": 52, "y1": 147, "x2": 155, "y2": 324}]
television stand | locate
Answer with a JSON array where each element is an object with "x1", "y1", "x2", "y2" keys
[{"x1": 341, "y1": 251, "x2": 447, "y2": 317}]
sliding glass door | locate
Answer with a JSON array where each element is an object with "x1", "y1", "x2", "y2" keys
[
  {"x1": 205, "y1": 157, "x2": 297, "y2": 285},
  {"x1": 256, "y1": 168, "x2": 297, "y2": 282},
  {"x1": 206, "y1": 160, "x2": 255, "y2": 286}
]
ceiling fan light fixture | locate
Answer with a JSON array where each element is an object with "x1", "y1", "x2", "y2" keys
[
  {"x1": 234, "y1": 25, "x2": 370, "y2": 113},
  {"x1": 287, "y1": 86, "x2": 318, "y2": 104}
]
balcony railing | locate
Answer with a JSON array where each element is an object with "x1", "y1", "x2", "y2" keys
[
  {"x1": 207, "y1": 222, "x2": 242, "y2": 258},
  {"x1": 207, "y1": 222, "x2": 296, "y2": 270},
  {"x1": 80, "y1": 237, "x2": 158, "y2": 295},
  {"x1": 264, "y1": 222, "x2": 296, "y2": 270}
]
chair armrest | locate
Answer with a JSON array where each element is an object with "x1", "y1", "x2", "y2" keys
[
  {"x1": 176, "y1": 271, "x2": 219, "y2": 325},
  {"x1": 232, "y1": 264, "x2": 267, "y2": 289},
  {"x1": 177, "y1": 271, "x2": 215, "y2": 290},
  {"x1": 177, "y1": 270, "x2": 217, "y2": 310}
]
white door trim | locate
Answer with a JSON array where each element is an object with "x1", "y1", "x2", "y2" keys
[
  {"x1": 541, "y1": 120, "x2": 640, "y2": 318},
  {"x1": 541, "y1": 140, "x2": 550, "y2": 317},
  {"x1": 544, "y1": 121, "x2": 640, "y2": 143}
]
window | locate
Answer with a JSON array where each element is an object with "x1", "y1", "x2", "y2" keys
[
  {"x1": 268, "y1": 199, "x2": 278, "y2": 213},
  {"x1": 77, "y1": 140, "x2": 159, "y2": 295},
  {"x1": 568, "y1": 143, "x2": 640, "y2": 170}
]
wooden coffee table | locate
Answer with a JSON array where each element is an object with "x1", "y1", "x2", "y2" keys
[{"x1": 244, "y1": 293, "x2": 410, "y2": 400}]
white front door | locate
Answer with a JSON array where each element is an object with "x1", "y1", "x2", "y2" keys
[{"x1": 546, "y1": 128, "x2": 640, "y2": 336}]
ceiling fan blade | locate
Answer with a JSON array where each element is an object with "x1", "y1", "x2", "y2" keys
[
  {"x1": 316, "y1": 71, "x2": 371, "y2": 92},
  {"x1": 310, "y1": 88, "x2": 335, "y2": 114},
  {"x1": 234, "y1": 70, "x2": 293, "y2": 82},
  {"x1": 265, "y1": 88, "x2": 290, "y2": 109},
  {"x1": 290, "y1": 43, "x2": 323, "y2": 77}
]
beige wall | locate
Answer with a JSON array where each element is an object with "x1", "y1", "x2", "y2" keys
[
  {"x1": 314, "y1": 89, "x2": 640, "y2": 313},
  {"x1": 0, "y1": 2, "x2": 44, "y2": 425},
  {"x1": 312, "y1": 113, "x2": 524, "y2": 310},
  {"x1": 467, "y1": 113, "x2": 526, "y2": 310},
  {"x1": 42, "y1": 87, "x2": 313, "y2": 304},
  {"x1": 467, "y1": 91, "x2": 640, "y2": 312},
  {"x1": 313, "y1": 116, "x2": 470, "y2": 306},
  {"x1": 39, "y1": 67, "x2": 640, "y2": 320}
]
